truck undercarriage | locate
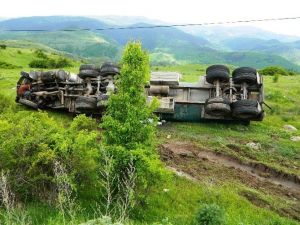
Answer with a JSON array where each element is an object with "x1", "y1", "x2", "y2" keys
[{"x1": 16, "y1": 64, "x2": 265, "y2": 123}]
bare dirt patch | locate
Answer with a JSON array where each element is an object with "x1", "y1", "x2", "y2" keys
[{"x1": 160, "y1": 141, "x2": 300, "y2": 221}]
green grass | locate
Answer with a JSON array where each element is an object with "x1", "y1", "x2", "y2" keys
[
  {"x1": 0, "y1": 49, "x2": 299, "y2": 224},
  {"x1": 133, "y1": 176, "x2": 298, "y2": 225},
  {"x1": 1, "y1": 176, "x2": 297, "y2": 225},
  {"x1": 151, "y1": 64, "x2": 207, "y2": 82}
]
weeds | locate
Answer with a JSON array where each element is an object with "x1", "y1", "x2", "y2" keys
[
  {"x1": 98, "y1": 149, "x2": 117, "y2": 218},
  {"x1": 0, "y1": 170, "x2": 15, "y2": 215},
  {"x1": 53, "y1": 160, "x2": 79, "y2": 225},
  {"x1": 116, "y1": 159, "x2": 136, "y2": 222},
  {"x1": 0, "y1": 171, "x2": 31, "y2": 225},
  {"x1": 97, "y1": 148, "x2": 136, "y2": 223}
]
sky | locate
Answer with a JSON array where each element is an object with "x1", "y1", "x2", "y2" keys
[{"x1": 1, "y1": 0, "x2": 300, "y2": 36}]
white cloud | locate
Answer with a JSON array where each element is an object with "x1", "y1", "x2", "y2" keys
[{"x1": 1, "y1": 0, "x2": 300, "y2": 36}]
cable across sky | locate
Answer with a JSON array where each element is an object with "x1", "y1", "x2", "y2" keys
[{"x1": 2, "y1": 16, "x2": 300, "y2": 32}]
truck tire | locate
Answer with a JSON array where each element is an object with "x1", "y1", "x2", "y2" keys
[
  {"x1": 55, "y1": 70, "x2": 68, "y2": 81},
  {"x1": 232, "y1": 99, "x2": 259, "y2": 119},
  {"x1": 29, "y1": 71, "x2": 38, "y2": 80},
  {"x1": 41, "y1": 71, "x2": 55, "y2": 82},
  {"x1": 232, "y1": 67, "x2": 257, "y2": 85},
  {"x1": 99, "y1": 62, "x2": 120, "y2": 77},
  {"x1": 20, "y1": 71, "x2": 30, "y2": 79},
  {"x1": 75, "y1": 96, "x2": 97, "y2": 111},
  {"x1": 257, "y1": 112, "x2": 265, "y2": 121},
  {"x1": 206, "y1": 65, "x2": 230, "y2": 84},
  {"x1": 205, "y1": 97, "x2": 231, "y2": 116},
  {"x1": 79, "y1": 64, "x2": 97, "y2": 71},
  {"x1": 78, "y1": 69, "x2": 99, "y2": 79}
]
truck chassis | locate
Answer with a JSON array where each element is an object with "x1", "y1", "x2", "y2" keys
[{"x1": 16, "y1": 64, "x2": 265, "y2": 123}]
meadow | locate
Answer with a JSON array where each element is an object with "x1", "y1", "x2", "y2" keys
[{"x1": 0, "y1": 46, "x2": 299, "y2": 225}]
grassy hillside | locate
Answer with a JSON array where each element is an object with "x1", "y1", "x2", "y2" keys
[
  {"x1": 0, "y1": 46, "x2": 299, "y2": 225},
  {"x1": 0, "y1": 31, "x2": 120, "y2": 62}
]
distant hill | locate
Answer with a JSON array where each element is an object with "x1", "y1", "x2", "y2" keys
[
  {"x1": 181, "y1": 25, "x2": 300, "y2": 43},
  {"x1": 101, "y1": 23, "x2": 211, "y2": 48},
  {"x1": 91, "y1": 16, "x2": 164, "y2": 26},
  {"x1": 1, "y1": 16, "x2": 300, "y2": 70},
  {"x1": 0, "y1": 16, "x2": 108, "y2": 31},
  {"x1": 220, "y1": 38, "x2": 300, "y2": 65},
  {"x1": 0, "y1": 30, "x2": 120, "y2": 61}
]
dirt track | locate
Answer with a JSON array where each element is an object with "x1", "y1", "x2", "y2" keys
[{"x1": 160, "y1": 141, "x2": 300, "y2": 221}]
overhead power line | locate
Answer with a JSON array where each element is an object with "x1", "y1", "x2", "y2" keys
[{"x1": 1, "y1": 16, "x2": 300, "y2": 32}]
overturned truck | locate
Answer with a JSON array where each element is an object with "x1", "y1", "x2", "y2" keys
[{"x1": 16, "y1": 64, "x2": 265, "y2": 123}]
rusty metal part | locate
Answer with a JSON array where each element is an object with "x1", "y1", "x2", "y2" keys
[{"x1": 149, "y1": 85, "x2": 170, "y2": 95}]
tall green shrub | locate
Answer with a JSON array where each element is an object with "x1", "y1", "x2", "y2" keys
[
  {"x1": 101, "y1": 41, "x2": 160, "y2": 186},
  {"x1": 102, "y1": 41, "x2": 155, "y2": 149}
]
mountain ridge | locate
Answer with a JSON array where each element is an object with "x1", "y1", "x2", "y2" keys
[{"x1": 1, "y1": 16, "x2": 300, "y2": 70}]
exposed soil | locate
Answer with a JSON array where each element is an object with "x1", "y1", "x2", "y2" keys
[{"x1": 159, "y1": 141, "x2": 300, "y2": 221}]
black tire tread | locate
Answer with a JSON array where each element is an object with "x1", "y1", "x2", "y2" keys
[
  {"x1": 78, "y1": 69, "x2": 99, "y2": 79},
  {"x1": 232, "y1": 99, "x2": 259, "y2": 119},
  {"x1": 232, "y1": 67, "x2": 257, "y2": 85},
  {"x1": 205, "y1": 97, "x2": 231, "y2": 116},
  {"x1": 75, "y1": 96, "x2": 97, "y2": 110},
  {"x1": 206, "y1": 65, "x2": 230, "y2": 84},
  {"x1": 99, "y1": 62, "x2": 120, "y2": 77},
  {"x1": 79, "y1": 64, "x2": 97, "y2": 71}
]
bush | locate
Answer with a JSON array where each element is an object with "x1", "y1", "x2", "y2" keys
[
  {"x1": 273, "y1": 73, "x2": 280, "y2": 83},
  {"x1": 0, "y1": 111, "x2": 100, "y2": 201},
  {"x1": 0, "y1": 44, "x2": 7, "y2": 49},
  {"x1": 29, "y1": 57, "x2": 72, "y2": 68},
  {"x1": 30, "y1": 49, "x2": 72, "y2": 68},
  {"x1": 34, "y1": 49, "x2": 48, "y2": 59},
  {"x1": 259, "y1": 66, "x2": 290, "y2": 76},
  {"x1": 29, "y1": 59, "x2": 55, "y2": 68},
  {"x1": 287, "y1": 69, "x2": 297, "y2": 75},
  {"x1": 195, "y1": 203, "x2": 226, "y2": 225},
  {"x1": 0, "y1": 61, "x2": 20, "y2": 69},
  {"x1": 56, "y1": 57, "x2": 73, "y2": 68}
]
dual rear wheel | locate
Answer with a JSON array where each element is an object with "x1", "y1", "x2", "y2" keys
[
  {"x1": 204, "y1": 65, "x2": 261, "y2": 120},
  {"x1": 78, "y1": 63, "x2": 120, "y2": 79}
]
